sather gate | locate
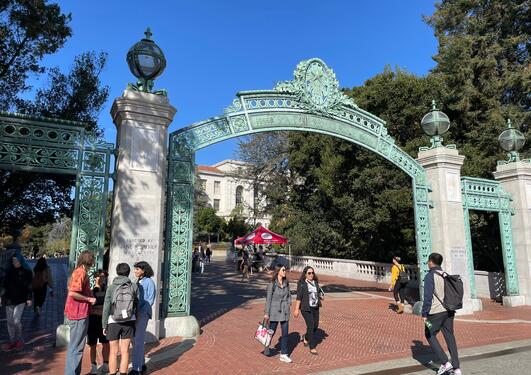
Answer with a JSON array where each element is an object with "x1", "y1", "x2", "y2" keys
[{"x1": 163, "y1": 58, "x2": 433, "y2": 316}]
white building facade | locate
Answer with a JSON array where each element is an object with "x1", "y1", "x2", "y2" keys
[{"x1": 197, "y1": 160, "x2": 270, "y2": 226}]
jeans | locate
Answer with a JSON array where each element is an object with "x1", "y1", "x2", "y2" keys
[
  {"x1": 268, "y1": 321, "x2": 289, "y2": 354},
  {"x1": 6, "y1": 303, "x2": 25, "y2": 342},
  {"x1": 64, "y1": 318, "x2": 89, "y2": 375},
  {"x1": 132, "y1": 312, "x2": 150, "y2": 370},
  {"x1": 301, "y1": 307, "x2": 320, "y2": 349},
  {"x1": 425, "y1": 311, "x2": 460, "y2": 369}
]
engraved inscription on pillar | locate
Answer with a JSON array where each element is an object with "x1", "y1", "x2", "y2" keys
[
  {"x1": 451, "y1": 246, "x2": 468, "y2": 283},
  {"x1": 131, "y1": 127, "x2": 159, "y2": 172},
  {"x1": 446, "y1": 171, "x2": 461, "y2": 202}
]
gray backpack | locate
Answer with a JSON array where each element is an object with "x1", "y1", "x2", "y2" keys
[{"x1": 111, "y1": 282, "x2": 135, "y2": 322}]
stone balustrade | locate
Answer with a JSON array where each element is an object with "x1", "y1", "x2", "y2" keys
[{"x1": 262, "y1": 254, "x2": 505, "y2": 300}]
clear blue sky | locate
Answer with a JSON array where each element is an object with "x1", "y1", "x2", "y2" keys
[{"x1": 36, "y1": 0, "x2": 438, "y2": 165}]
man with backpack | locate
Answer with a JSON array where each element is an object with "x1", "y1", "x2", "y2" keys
[
  {"x1": 102, "y1": 263, "x2": 139, "y2": 375},
  {"x1": 422, "y1": 252, "x2": 462, "y2": 375}
]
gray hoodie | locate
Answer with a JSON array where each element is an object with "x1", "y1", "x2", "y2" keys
[{"x1": 102, "y1": 275, "x2": 139, "y2": 327}]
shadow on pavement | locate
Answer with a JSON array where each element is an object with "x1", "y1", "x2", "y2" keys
[{"x1": 410, "y1": 339, "x2": 438, "y2": 372}]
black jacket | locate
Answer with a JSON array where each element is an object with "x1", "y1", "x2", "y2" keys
[
  {"x1": 296, "y1": 279, "x2": 321, "y2": 312},
  {"x1": 4, "y1": 266, "x2": 33, "y2": 306}
]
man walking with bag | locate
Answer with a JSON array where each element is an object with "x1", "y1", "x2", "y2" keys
[{"x1": 421, "y1": 252, "x2": 462, "y2": 375}]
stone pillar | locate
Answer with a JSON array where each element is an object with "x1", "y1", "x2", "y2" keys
[
  {"x1": 417, "y1": 147, "x2": 481, "y2": 314},
  {"x1": 493, "y1": 161, "x2": 531, "y2": 306},
  {"x1": 109, "y1": 89, "x2": 176, "y2": 342}
]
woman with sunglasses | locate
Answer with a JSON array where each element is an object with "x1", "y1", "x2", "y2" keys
[
  {"x1": 263, "y1": 264, "x2": 292, "y2": 363},
  {"x1": 293, "y1": 266, "x2": 323, "y2": 355}
]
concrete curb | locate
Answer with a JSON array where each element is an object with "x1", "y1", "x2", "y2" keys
[{"x1": 310, "y1": 338, "x2": 531, "y2": 374}]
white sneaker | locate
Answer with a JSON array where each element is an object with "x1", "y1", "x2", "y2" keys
[
  {"x1": 89, "y1": 363, "x2": 98, "y2": 375},
  {"x1": 97, "y1": 363, "x2": 109, "y2": 374},
  {"x1": 437, "y1": 362, "x2": 453, "y2": 375},
  {"x1": 279, "y1": 354, "x2": 293, "y2": 363},
  {"x1": 453, "y1": 369, "x2": 462, "y2": 375}
]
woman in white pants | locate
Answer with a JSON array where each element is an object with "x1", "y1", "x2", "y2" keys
[{"x1": 130, "y1": 261, "x2": 156, "y2": 375}]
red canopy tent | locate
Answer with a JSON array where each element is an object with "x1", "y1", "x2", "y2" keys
[{"x1": 234, "y1": 225, "x2": 288, "y2": 246}]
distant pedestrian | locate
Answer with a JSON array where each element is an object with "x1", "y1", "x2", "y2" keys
[
  {"x1": 241, "y1": 250, "x2": 250, "y2": 282},
  {"x1": 192, "y1": 248, "x2": 199, "y2": 273},
  {"x1": 200, "y1": 244, "x2": 206, "y2": 260},
  {"x1": 102, "y1": 263, "x2": 139, "y2": 375},
  {"x1": 32, "y1": 256, "x2": 54, "y2": 317},
  {"x1": 0, "y1": 229, "x2": 28, "y2": 288},
  {"x1": 64, "y1": 251, "x2": 96, "y2": 375},
  {"x1": 390, "y1": 256, "x2": 407, "y2": 314},
  {"x1": 131, "y1": 261, "x2": 156, "y2": 375},
  {"x1": 87, "y1": 270, "x2": 109, "y2": 375},
  {"x1": 422, "y1": 253, "x2": 462, "y2": 375},
  {"x1": 199, "y1": 252, "x2": 205, "y2": 274},
  {"x1": 293, "y1": 266, "x2": 323, "y2": 355},
  {"x1": 1, "y1": 254, "x2": 33, "y2": 352},
  {"x1": 263, "y1": 265, "x2": 292, "y2": 363},
  {"x1": 206, "y1": 245, "x2": 212, "y2": 264}
]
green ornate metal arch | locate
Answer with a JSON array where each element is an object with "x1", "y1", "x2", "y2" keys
[
  {"x1": 164, "y1": 58, "x2": 433, "y2": 316},
  {"x1": 461, "y1": 177, "x2": 519, "y2": 297},
  {"x1": 0, "y1": 112, "x2": 114, "y2": 271}
]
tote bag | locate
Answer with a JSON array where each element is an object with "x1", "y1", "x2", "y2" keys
[{"x1": 255, "y1": 320, "x2": 273, "y2": 346}]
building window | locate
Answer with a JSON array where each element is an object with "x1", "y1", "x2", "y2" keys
[
  {"x1": 236, "y1": 185, "x2": 244, "y2": 205},
  {"x1": 213, "y1": 199, "x2": 220, "y2": 211},
  {"x1": 214, "y1": 181, "x2": 221, "y2": 194},
  {"x1": 199, "y1": 179, "x2": 207, "y2": 191}
]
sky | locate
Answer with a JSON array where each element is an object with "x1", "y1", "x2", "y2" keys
[{"x1": 32, "y1": 0, "x2": 438, "y2": 166}]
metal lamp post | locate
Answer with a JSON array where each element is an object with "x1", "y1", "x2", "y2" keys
[
  {"x1": 419, "y1": 100, "x2": 454, "y2": 150},
  {"x1": 498, "y1": 119, "x2": 526, "y2": 164},
  {"x1": 126, "y1": 27, "x2": 166, "y2": 94}
]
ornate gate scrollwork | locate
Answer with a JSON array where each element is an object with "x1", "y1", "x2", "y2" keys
[
  {"x1": 164, "y1": 59, "x2": 433, "y2": 317},
  {"x1": 461, "y1": 177, "x2": 519, "y2": 297},
  {"x1": 0, "y1": 112, "x2": 114, "y2": 270}
]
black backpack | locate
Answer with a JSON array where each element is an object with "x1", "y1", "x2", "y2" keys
[
  {"x1": 397, "y1": 265, "x2": 409, "y2": 284},
  {"x1": 111, "y1": 281, "x2": 136, "y2": 322},
  {"x1": 434, "y1": 271, "x2": 463, "y2": 311}
]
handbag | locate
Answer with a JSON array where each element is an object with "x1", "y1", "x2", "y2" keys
[{"x1": 254, "y1": 320, "x2": 274, "y2": 346}]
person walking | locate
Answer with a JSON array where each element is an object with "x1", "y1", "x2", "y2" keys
[
  {"x1": 102, "y1": 263, "x2": 139, "y2": 375},
  {"x1": 1, "y1": 254, "x2": 33, "y2": 352},
  {"x1": 263, "y1": 265, "x2": 292, "y2": 363},
  {"x1": 87, "y1": 270, "x2": 109, "y2": 375},
  {"x1": 205, "y1": 245, "x2": 212, "y2": 264},
  {"x1": 64, "y1": 251, "x2": 96, "y2": 375},
  {"x1": 422, "y1": 253, "x2": 462, "y2": 375},
  {"x1": 241, "y1": 249, "x2": 250, "y2": 282},
  {"x1": 293, "y1": 266, "x2": 323, "y2": 355},
  {"x1": 130, "y1": 261, "x2": 156, "y2": 375},
  {"x1": 32, "y1": 256, "x2": 54, "y2": 317},
  {"x1": 390, "y1": 256, "x2": 407, "y2": 314}
]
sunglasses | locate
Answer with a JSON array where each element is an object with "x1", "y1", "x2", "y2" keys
[{"x1": 307, "y1": 271, "x2": 314, "y2": 275}]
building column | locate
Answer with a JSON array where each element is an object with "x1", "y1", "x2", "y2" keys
[
  {"x1": 417, "y1": 147, "x2": 481, "y2": 314},
  {"x1": 493, "y1": 161, "x2": 531, "y2": 306},
  {"x1": 109, "y1": 89, "x2": 176, "y2": 341}
]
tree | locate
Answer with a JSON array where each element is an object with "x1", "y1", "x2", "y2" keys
[
  {"x1": 195, "y1": 207, "x2": 223, "y2": 242},
  {"x1": 222, "y1": 206, "x2": 252, "y2": 242},
  {"x1": 0, "y1": 14, "x2": 109, "y2": 235},
  {"x1": 425, "y1": 0, "x2": 530, "y2": 176},
  {"x1": 0, "y1": 0, "x2": 71, "y2": 111}
]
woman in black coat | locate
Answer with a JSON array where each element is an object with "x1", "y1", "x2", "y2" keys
[{"x1": 293, "y1": 266, "x2": 323, "y2": 355}]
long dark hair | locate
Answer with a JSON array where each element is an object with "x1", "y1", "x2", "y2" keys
[
  {"x1": 299, "y1": 266, "x2": 318, "y2": 286},
  {"x1": 271, "y1": 264, "x2": 287, "y2": 285},
  {"x1": 34, "y1": 256, "x2": 48, "y2": 272}
]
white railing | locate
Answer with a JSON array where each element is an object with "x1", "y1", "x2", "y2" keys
[{"x1": 263, "y1": 255, "x2": 506, "y2": 300}]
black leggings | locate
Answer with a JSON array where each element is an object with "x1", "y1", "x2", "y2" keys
[
  {"x1": 393, "y1": 282, "x2": 406, "y2": 303},
  {"x1": 33, "y1": 284, "x2": 47, "y2": 308},
  {"x1": 301, "y1": 307, "x2": 319, "y2": 349}
]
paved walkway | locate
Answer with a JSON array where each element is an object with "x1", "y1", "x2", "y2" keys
[{"x1": 3, "y1": 256, "x2": 531, "y2": 374}]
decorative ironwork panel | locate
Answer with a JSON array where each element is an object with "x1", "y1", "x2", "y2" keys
[
  {"x1": 461, "y1": 177, "x2": 519, "y2": 297},
  {"x1": 0, "y1": 112, "x2": 114, "y2": 272},
  {"x1": 163, "y1": 135, "x2": 195, "y2": 316},
  {"x1": 165, "y1": 58, "x2": 434, "y2": 317}
]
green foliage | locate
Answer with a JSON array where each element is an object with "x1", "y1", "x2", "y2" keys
[
  {"x1": 0, "y1": 1, "x2": 109, "y2": 232},
  {"x1": 222, "y1": 207, "x2": 253, "y2": 241},
  {"x1": 195, "y1": 207, "x2": 223, "y2": 235}
]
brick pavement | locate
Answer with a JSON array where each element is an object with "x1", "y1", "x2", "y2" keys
[{"x1": 2, "y1": 257, "x2": 531, "y2": 374}]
